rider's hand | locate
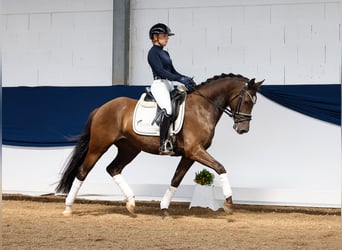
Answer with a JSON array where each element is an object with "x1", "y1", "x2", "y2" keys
[{"x1": 179, "y1": 76, "x2": 196, "y2": 92}]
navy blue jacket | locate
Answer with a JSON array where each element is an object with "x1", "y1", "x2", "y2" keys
[{"x1": 147, "y1": 45, "x2": 184, "y2": 81}]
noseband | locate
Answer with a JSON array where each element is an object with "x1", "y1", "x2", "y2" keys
[
  {"x1": 194, "y1": 82, "x2": 256, "y2": 123},
  {"x1": 230, "y1": 82, "x2": 257, "y2": 123}
]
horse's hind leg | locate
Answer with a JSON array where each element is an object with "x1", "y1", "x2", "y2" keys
[
  {"x1": 63, "y1": 147, "x2": 108, "y2": 216},
  {"x1": 161, "y1": 157, "x2": 194, "y2": 218},
  {"x1": 106, "y1": 140, "x2": 141, "y2": 214}
]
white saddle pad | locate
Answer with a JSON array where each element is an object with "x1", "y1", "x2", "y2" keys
[{"x1": 133, "y1": 93, "x2": 185, "y2": 136}]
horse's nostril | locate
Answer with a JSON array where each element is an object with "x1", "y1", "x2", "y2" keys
[{"x1": 238, "y1": 128, "x2": 249, "y2": 134}]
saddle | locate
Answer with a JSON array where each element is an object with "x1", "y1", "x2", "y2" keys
[
  {"x1": 132, "y1": 86, "x2": 187, "y2": 136},
  {"x1": 144, "y1": 87, "x2": 186, "y2": 128}
]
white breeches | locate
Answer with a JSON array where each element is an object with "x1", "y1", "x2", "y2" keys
[{"x1": 150, "y1": 79, "x2": 173, "y2": 115}]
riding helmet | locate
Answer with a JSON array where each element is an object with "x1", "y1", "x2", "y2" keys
[{"x1": 149, "y1": 23, "x2": 175, "y2": 39}]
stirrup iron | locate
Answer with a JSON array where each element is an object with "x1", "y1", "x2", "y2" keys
[{"x1": 160, "y1": 139, "x2": 174, "y2": 155}]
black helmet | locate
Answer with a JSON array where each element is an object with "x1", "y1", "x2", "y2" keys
[{"x1": 149, "y1": 23, "x2": 175, "y2": 40}]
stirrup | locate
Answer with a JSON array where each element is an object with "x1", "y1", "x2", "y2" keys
[{"x1": 159, "y1": 139, "x2": 175, "y2": 155}]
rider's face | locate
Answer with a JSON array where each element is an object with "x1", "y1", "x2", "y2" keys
[{"x1": 154, "y1": 34, "x2": 169, "y2": 47}]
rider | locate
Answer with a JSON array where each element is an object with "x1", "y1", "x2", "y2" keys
[{"x1": 148, "y1": 23, "x2": 195, "y2": 155}]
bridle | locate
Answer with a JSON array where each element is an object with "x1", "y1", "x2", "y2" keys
[
  {"x1": 193, "y1": 82, "x2": 256, "y2": 124},
  {"x1": 230, "y1": 82, "x2": 257, "y2": 123}
]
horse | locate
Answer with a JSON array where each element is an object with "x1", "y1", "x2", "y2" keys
[{"x1": 55, "y1": 73, "x2": 264, "y2": 218}]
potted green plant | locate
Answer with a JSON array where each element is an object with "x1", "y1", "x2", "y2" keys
[
  {"x1": 191, "y1": 169, "x2": 222, "y2": 210},
  {"x1": 194, "y1": 169, "x2": 214, "y2": 186}
]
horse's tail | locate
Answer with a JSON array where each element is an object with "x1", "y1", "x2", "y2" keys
[{"x1": 55, "y1": 109, "x2": 97, "y2": 194}]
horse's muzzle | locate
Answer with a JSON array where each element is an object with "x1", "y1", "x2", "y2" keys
[{"x1": 233, "y1": 123, "x2": 249, "y2": 134}]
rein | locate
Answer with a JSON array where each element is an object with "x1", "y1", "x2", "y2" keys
[{"x1": 193, "y1": 82, "x2": 255, "y2": 123}]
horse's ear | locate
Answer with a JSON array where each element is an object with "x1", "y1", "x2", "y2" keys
[
  {"x1": 248, "y1": 78, "x2": 256, "y2": 88},
  {"x1": 255, "y1": 79, "x2": 265, "y2": 89},
  {"x1": 248, "y1": 78, "x2": 256, "y2": 85},
  {"x1": 248, "y1": 78, "x2": 264, "y2": 89}
]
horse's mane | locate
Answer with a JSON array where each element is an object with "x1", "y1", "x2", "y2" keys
[{"x1": 199, "y1": 73, "x2": 249, "y2": 86}]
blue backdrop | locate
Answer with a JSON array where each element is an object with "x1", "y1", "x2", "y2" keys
[
  {"x1": 3, "y1": 84, "x2": 341, "y2": 147},
  {"x1": 258, "y1": 84, "x2": 341, "y2": 126}
]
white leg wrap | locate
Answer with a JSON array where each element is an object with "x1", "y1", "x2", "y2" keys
[
  {"x1": 113, "y1": 174, "x2": 135, "y2": 200},
  {"x1": 219, "y1": 173, "x2": 233, "y2": 198},
  {"x1": 160, "y1": 186, "x2": 177, "y2": 210},
  {"x1": 65, "y1": 178, "x2": 83, "y2": 206}
]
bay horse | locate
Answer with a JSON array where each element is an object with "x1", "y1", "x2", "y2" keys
[{"x1": 55, "y1": 73, "x2": 264, "y2": 218}]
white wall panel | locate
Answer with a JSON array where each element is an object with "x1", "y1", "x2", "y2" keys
[
  {"x1": 271, "y1": 4, "x2": 325, "y2": 25},
  {"x1": 130, "y1": 0, "x2": 341, "y2": 85},
  {"x1": 51, "y1": 13, "x2": 74, "y2": 32},
  {"x1": 312, "y1": 23, "x2": 340, "y2": 44},
  {"x1": 245, "y1": 5, "x2": 271, "y2": 25},
  {"x1": 29, "y1": 14, "x2": 51, "y2": 32},
  {"x1": 271, "y1": 44, "x2": 295, "y2": 65},
  {"x1": 3, "y1": 0, "x2": 112, "y2": 14},
  {"x1": 285, "y1": 23, "x2": 312, "y2": 44},
  {"x1": 325, "y1": 2, "x2": 342, "y2": 23},
  {"x1": 6, "y1": 14, "x2": 28, "y2": 31},
  {"x1": 2, "y1": 0, "x2": 113, "y2": 86},
  {"x1": 298, "y1": 44, "x2": 325, "y2": 65}
]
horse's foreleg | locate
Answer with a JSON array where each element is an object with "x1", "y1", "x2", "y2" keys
[
  {"x1": 219, "y1": 173, "x2": 233, "y2": 214},
  {"x1": 161, "y1": 157, "x2": 194, "y2": 218},
  {"x1": 219, "y1": 173, "x2": 233, "y2": 201},
  {"x1": 160, "y1": 186, "x2": 177, "y2": 216},
  {"x1": 190, "y1": 147, "x2": 233, "y2": 214}
]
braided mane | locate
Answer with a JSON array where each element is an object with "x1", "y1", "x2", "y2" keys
[{"x1": 199, "y1": 73, "x2": 249, "y2": 86}]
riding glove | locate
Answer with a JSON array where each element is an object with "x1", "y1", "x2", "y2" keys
[{"x1": 179, "y1": 76, "x2": 196, "y2": 92}]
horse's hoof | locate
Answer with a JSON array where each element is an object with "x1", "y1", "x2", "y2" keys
[
  {"x1": 62, "y1": 206, "x2": 72, "y2": 216},
  {"x1": 126, "y1": 199, "x2": 135, "y2": 214},
  {"x1": 223, "y1": 197, "x2": 234, "y2": 215},
  {"x1": 162, "y1": 209, "x2": 173, "y2": 220},
  {"x1": 223, "y1": 203, "x2": 234, "y2": 214},
  {"x1": 163, "y1": 215, "x2": 174, "y2": 220}
]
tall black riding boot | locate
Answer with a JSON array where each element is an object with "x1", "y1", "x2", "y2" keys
[{"x1": 159, "y1": 112, "x2": 174, "y2": 155}]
